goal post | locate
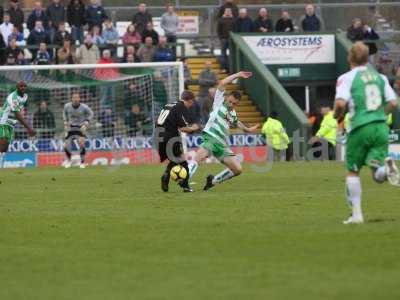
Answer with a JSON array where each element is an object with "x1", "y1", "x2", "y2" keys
[{"x1": 0, "y1": 62, "x2": 185, "y2": 168}]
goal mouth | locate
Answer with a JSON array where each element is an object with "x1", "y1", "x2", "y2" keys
[{"x1": 0, "y1": 62, "x2": 184, "y2": 168}]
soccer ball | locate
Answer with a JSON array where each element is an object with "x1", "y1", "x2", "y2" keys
[{"x1": 170, "y1": 165, "x2": 187, "y2": 182}]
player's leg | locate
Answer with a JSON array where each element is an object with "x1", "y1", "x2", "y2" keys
[
  {"x1": 343, "y1": 129, "x2": 367, "y2": 224},
  {"x1": 63, "y1": 131, "x2": 73, "y2": 168},
  {"x1": 0, "y1": 125, "x2": 13, "y2": 168},
  {"x1": 188, "y1": 147, "x2": 209, "y2": 180},
  {"x1": 78, "y1": 136, "x2": 87, "y2": 168},
  {"x1": 204, "y1": 148, "x2": 242, "y2": 191},
  {"x1": 0, "y1": 140, "x2": 9, "y2": 168},
  {"x1": 366, "y1": 123, "x2": 399, "y2": 185}
]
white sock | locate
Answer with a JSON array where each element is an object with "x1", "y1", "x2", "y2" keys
[
  {"x1": 346, "y1": 176, "x2": 362, "y2": 218},
  {"x1": 212, "y1": 168, "x2": 235, "y2": 185},
  {"x1": 0, "y1": 153, "x2": 4, "y2": 168},
  {"x1": 188, "y1": 159, "x2": 198, "y2": 180},
  {"x1": 374, "y1": 166, "x2": 387, "y2": 183}
]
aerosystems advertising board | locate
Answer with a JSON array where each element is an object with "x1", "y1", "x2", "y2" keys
[{"x1": 242, "y1": 34, "x2": 336, "y2": 65}]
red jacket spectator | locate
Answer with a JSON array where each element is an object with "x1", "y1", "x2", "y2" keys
[{"x1": 95, "y1": 49, "x2": 119, "y2": 80}]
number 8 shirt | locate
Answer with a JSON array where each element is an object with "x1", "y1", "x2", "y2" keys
[{"x1": 335, "y1": 65, "x2": 396, "y2": 132}]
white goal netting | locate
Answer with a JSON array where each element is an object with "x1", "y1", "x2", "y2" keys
[{"x1": 0, "y1": 62, "x2": 184, "y2": 167}]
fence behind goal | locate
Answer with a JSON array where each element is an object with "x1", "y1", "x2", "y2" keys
[{"x1": 0, "y1": 62, "x2": 184, "y2": 168}]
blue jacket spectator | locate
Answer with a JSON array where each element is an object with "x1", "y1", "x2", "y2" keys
[
  {"x1": 153, "y1": 36, "x2": 174, "y2": 62},
  {"x1": 85, "y1": 0, "x2": 108, "y2": 30},
  {"x1": 301, "y1": 4, "x2": 321, "y2": 32},
  {"x1": 234, "y1": 8, "x2": 254, "y2": 33},
  {"x1": 35, "y1": 43, "x2": 51, "y2": 65},
  {"x1": 363, "y1": 25, "x2": 379, "y2": 55},
  {"x1": 27, "y1": 1, "x2": 49, "y2": 31},
  {"x1": 102, "y1": 20, "x2": 119, "y2": 46}
]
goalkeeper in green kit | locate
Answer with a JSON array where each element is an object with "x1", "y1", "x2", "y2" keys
[
  {"x1": 0, "y1": 81, "x2": 36, "y2": 168},
  {"x1": 334, "y1": 42, "x2": 399, "y2": 224}
]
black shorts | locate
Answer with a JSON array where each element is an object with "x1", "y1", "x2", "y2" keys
[
  {"x1": 156, "y1": 135, "x2": 184, "y2": 163},
  {"x1": 65, "y1": 130, "x2": 86, "y2": 140}
]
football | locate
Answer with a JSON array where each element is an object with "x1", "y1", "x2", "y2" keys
[{"x1": 170, "y1": 165, "x2": 188, "y2": 182}]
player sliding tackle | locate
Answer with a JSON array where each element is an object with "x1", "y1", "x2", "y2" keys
[
  {"x1": 0, "y1": 81, "x2": 36, "y2": 168},
  {"x1": 334, "y1": 42, "x2": 399, "y2": 225},
  {"x1": 188, "y1": 71, "x2": 260, "y2": 190}
]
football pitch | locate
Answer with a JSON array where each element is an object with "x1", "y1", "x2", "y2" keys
[{"x1": 1, "y1": 162, "x2": 399, "y2": 300}]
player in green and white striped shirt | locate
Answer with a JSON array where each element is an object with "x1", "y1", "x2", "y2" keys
[
  {"x1": 188, "y1": 71, "x2": 260, "y2": 190},
  {"x1": 334, "y1": 42, "x2": 399, "y2": 224},
  {"x1": 0, "y1": 82, "x2": 36, "y2": 168}
]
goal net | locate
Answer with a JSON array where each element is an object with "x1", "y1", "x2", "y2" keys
[{"x1": 0, "y1": 62, "x2": 184, "y2": 168}]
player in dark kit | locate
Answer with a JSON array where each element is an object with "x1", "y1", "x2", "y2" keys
[{"x1": 155, "y1": 90, "x2": 200, "y2": 192}]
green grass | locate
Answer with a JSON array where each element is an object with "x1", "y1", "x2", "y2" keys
[{"x1": 0, "y1": 162, "x2": 399, "y2": 300}]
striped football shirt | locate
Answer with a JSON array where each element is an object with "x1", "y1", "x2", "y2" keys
[
  {"x1": 203, "y1": 89, "x2": 238, "y2": 145},
  {"x1": 0, "y1": 91, "x2": 28, "y2": 128}
]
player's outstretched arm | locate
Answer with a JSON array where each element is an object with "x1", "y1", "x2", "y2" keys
[
  {"x1": 15, "y1": 111, "x2": 35, "y2": 137},
  {"x1": 238, "y1": 121, "x2": 260, "y2": 133},
  {"x1": 217, "y1": 71, "x2": 252, "y2": 91},
  {"x1": 385, "y1": 100, "x2": 398, "y2": 115}
]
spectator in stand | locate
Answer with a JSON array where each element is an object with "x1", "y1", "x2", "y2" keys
[
  {"x1": 34, "y1": 42, "x2": 51, "y2": 65},
  {"x1": 122, "y1": 24, "x2": 142, "y2": 49},
  {"x1": 5, "y1": 53, "x2": 16, "y2": 65},
  {"x1": 95, "y1": 49, "x2": 119, "y2": 109},
  {"x1": 132, "y1": 3, "x2": 152, "y2": 35},
  {"x1": 217, "y1": 0, "x2": 239, "y2": 19},
  {"x1": 54, "y1": 22, "x2": 73, "y2": 46},
  {"x1": 5, "y1": 38, "x2": 22, "y2": 60},
  {"x1": 99, "y1": 107, "x2": 116, "y2": 138},
  {"x1": 123, "y1": 45, "x2": 140, "y2": 63},
  {"x1": 102, "y1": 19, "x2": 119, "y2": 55},
  {"x1": 33, "y1": 101, "x2": 56, "y2": 139},
  {"x1": 161, "y1": 4, "x2": 179, "y2": 57},
  {"x1": 363, "y1": 23, "x2": 379, "y2": 61},
  {"x1": 275, "y1": 10, "x2": 294, "y2": 32},
  {"x1": 67, "y1": 0, "x2": 86, "y2": 44},
  {"x1": 8, "y1": 26, "x2": 25, "y2": 46},
  {"x1": 234, "y1": 8, "x2": 254, "y2": 33},
  {"x1": 201, "y1": 87, "x2": 216, "y2": 124},
  {"x1": 152, "y1": 71, "x2": 168, "y2": 119},
  {"x1": 7, "y1": 0, "x2": 24, "y2": 33},
  {"x1": 0, "y1": 5, "x2": 3, "y2": 24},
  {"x1": 125, "y1": 104, "x2": 150, "y2": 136},
  {"x1": 46, "y1": 0, "x2": 66, "y2": 42},
  {"x1": 27, "y1": 20, "x2": 50, "y2": 58},
  {"x1": 198, "y1": 60, "x2": 218, "y2": 100},
  {"x1": 85, "y1": 0, "x2": 107, "y2": 32},
  {"x1": 137, "y1": 36, "x2": 155, "y2": 62},
  {"x1": 153, "y1": 36, "x2": 174, "y2": 62},
  {"x1": 91, "y1": 25, "x2": 105, "y2": 46},
  {"x1": 254, "y1": 8, "x2": 273, "y2": 33},
  {"x1": 0, "y1": 13, "x2": 13, "y2": 46},
  {"x1": 347, "y1": 18, "x2": 364, "y2": 42},
  {"x1": 217, "y1": 8, "x2": 235, "y2": 72},
  {"x1": 142, "y1": 22, "x2": 159, "y2": 45},
  {"x1": 302, "y1": 4, "x2": 321, "y2": 32},
  {"x1": 16, "y1": 51, "x2": 26, "y2": 65},
  {"x1": 27, "y1": 1, "x2": 49, "y2": 31},
  {"x1": 76, "y1": 34, "x2": 100, "y2": 64},
  {"x1": 181, "y1": 57, "x2": 192, "y2": 89},
  {"x1": 0, "y1": 33, "x2": 4, "y2": 64},
  {"x1": 57, "y1": 38, "x2": 76, "y2": 64}
]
